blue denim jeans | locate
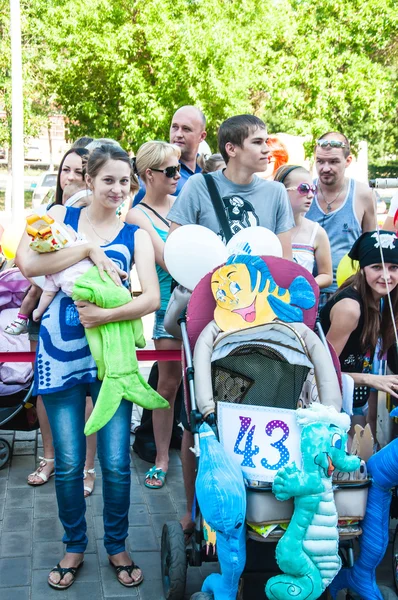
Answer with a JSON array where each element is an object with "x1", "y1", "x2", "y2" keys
[{"x1": 42, "y1": 380, "x2": 132, "y2": 555}]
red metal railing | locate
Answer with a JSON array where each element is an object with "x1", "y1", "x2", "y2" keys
[{"x1": 0, "y1": 350, "x2": 181, "y2": 363}]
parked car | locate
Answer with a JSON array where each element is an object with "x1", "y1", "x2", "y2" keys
[
  {"x1": 39, "y1": 186, "x2": 56, "y2": 208},
  {"x1": 31, "y1": 172, "x2": 57, "y2": 207},
  {"x1": 25, "y1": 145, "x2": 43, "y2": 162}
]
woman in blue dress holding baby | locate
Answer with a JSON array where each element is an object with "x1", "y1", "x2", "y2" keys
[{"x1": 16, "y1": 145, "x2": 160, "y2": 590}]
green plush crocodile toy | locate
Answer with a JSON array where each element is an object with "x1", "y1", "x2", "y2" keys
[
  {"x1": 266, "y1": 404, "x2": 360, "y2": 600},
  {"x1": 72, "y1": 265, "x2": 169, "y2": 436}
]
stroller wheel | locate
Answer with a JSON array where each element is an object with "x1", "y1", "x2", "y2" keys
[
  {"x1": 161, "y1": 521, "x2": 188, "y2": 600},
  {"x1": 0, "y1": 438, "x2": 11, "y2": 470},
  {"x1": 190, "y1": 594, "x2": 213, "y2": 599},
  {"x1": 392, "y1": 524, "x2": 398, "y2": 594}
]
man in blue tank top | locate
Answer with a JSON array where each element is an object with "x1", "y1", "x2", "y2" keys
[{"x1": 306, "y1": 131, "x2": 376, "y2": 305}]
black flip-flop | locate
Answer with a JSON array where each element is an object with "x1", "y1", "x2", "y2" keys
[
  {"x1": 108, "y1": 559, "x2": 144, "y2": 587},
  {"x1": 48, "y1": 561, "x2": 84, "y2": 590}
]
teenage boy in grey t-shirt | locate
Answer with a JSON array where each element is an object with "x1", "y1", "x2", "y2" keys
[
  {"x1": 168, "y1": 114, "x2": 294, "y2": 258},
  {"x1": 167, "y1": 114, "x2": 294, "y2": 537}
]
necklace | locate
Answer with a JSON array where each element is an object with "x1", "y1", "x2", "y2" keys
[
  {"x1": 292, "y1": 220, "x2": 304, "y2": 242},
  {"x1": 319, "y1": 181, "x2": 345, "y2": 213},
  {"x1": 85, "y1": 209, "x2": 120, "y2": 244}
]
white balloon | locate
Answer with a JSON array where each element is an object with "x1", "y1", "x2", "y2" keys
[
  {"x1": 164, "y1": 225, "x2": 228, "y2": 291},
  {"x1": 226, "y1": 226, "x2": 283, "y2": 258}
]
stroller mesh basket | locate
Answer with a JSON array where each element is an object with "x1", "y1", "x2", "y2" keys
[{"x1": 212, "y1": 345, "x2": 310, "y2": 412}]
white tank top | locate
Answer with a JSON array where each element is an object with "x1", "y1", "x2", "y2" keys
[{"x1": 292, "y1": 222, "x2": 319, "y2": 274}]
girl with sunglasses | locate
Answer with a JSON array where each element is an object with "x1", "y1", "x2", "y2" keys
[
  {"x1": 275, "y1": 165, "x2": 332, "y2": 289},
  {"x1": 126, "y1": 141, "x2": 182, "y2": 489}
]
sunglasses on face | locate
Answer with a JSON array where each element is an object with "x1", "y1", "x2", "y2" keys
[
  {"x1": 316, "y1": 139, "x2": 347, "y2": 149},
  {"x1": 151, "y1": 164, "x2": 181, "y2": 178},
  {"x1": 286, "y1": 183, "x2": 318, "y2": 196}
]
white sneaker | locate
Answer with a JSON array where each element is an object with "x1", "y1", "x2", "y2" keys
[{"x1": 4, "y1": 317, "x2": 29, "y2": 335}]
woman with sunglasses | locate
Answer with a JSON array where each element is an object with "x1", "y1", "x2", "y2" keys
[
  {"x1": 275, "y1": 165, "x2": 332, "y2": 289},
  {"x1": 320, "y1": 231, "x2": 398, "y2": 435},
  {"x1": 126, "y1": 141, "x2": 182, "y2": 489}
]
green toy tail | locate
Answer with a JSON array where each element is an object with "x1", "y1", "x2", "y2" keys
[
  {"x1": 84, "y1": 370, "x2": 167, "y2": 436},
  {"x1": 266, "y1": 573, "x2": 321, "y2": 600},
  {"x1": 72, "y1": 265, "x2": 169, "y2": 436}
]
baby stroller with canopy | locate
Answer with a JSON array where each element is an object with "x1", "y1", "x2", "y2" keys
[
  {"x1": 161, "y1": 255, "x2": 369, "y2": 600},
  {"x1": 0, "y1": 267, "x2": 38, "y2": 468}
]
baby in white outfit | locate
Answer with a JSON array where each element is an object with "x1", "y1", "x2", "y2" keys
[{"x1": 32, "y1": 233, "x2": 92, "y2": 322}]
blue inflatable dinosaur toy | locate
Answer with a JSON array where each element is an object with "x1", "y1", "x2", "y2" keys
[
  {"x1": 195, "y1": 423, "x2": 246, "y2": 600},
  {"x1": 330, "y1": 409, "x2": 398, "y2": 599}
]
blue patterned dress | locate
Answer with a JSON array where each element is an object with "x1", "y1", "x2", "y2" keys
[{"x1": 33, "y1": 206, "x2": 138, "y2": 395}]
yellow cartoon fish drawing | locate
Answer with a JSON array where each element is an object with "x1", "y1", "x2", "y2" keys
[{"x1": 211, "y1": 255, "x2": 315, "y2": 332}]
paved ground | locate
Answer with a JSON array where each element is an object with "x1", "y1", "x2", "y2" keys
[
  {"x1": 0, "y1": 426, "x2": 220, "y2": 600},
  {"x1": 0, "y1": 430, "x2": 398, "y2": 600}
]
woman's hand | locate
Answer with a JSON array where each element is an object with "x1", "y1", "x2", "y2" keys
[
  {"x1": 366, "y1": 373, "x2": 398, "y2": 399},
  {"x1": 75, "y1": 301, "x2": 111, "y2": 329},
  {"x1": 87, "y1": 244, "x2": 127, "y2": 286}
]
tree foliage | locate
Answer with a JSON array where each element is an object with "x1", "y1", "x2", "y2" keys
[
  {"x1": 1, "y1": 0, "x2": 397, "y2": 159},
  {"x1": 0, "y1": 0, "x2": 55, "y2": 150}
]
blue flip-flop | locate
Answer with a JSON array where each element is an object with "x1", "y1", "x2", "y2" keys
[{"x1": 144, "y1": 466, "x2": 167, "y2": 489}]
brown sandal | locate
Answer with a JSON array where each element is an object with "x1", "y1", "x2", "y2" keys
[{"x1": 108, "y1": 559, "x2": 143, "y2": 587}]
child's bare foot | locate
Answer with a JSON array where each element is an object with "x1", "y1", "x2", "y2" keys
[{"x1": 32, "y1": 309, "x2": 41, "y2": 322}]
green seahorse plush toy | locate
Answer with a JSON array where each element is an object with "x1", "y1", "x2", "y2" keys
[
  {"x1": 266, "y1": 404, "x2": 360, "y2": 600},
  {"x1": 72, "y1": 265, "x2": 169, "y2": 435}
]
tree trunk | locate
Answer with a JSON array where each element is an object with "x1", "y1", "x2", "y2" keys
[
  {"x1": 48, "y1": 122, "x2": 54, "y2": 170},
  {"x1": 5, "y1": 144, "x2": 12, "y2": 214}
]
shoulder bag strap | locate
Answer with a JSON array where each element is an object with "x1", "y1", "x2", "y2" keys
[
  {"x1": 202, "y1": 174, "x2": 233, "y2": 242},
  {"x1": 140, "y1": 202, "x2": 170, "y2": 228}
]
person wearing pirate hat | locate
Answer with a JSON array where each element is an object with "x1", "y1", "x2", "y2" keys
[{"x1": 320, "y1": 230, "x2": 398, "y2": 436}]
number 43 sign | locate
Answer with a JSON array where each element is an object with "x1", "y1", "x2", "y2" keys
[{"x1": 217, "y1": 402, "x2": 302, "y2": 483}]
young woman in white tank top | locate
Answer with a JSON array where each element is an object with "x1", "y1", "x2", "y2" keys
[{"x1": 275, "y1": 165, "x2": 333, "y2": 289}]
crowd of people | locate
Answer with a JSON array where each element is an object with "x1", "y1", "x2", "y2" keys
[{"x1": 1, "y1": 104, "x2": 398, "y2": 591}]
